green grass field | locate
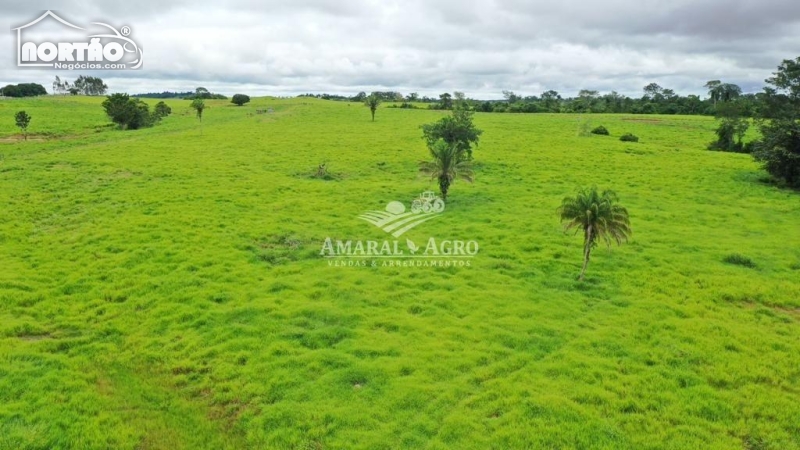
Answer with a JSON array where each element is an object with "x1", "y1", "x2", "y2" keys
[{"x1": 0, "y1": 96, "x2": 798, "y2": 450}]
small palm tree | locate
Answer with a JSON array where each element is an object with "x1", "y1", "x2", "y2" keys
[
  {"x1": 557, "y1": 187, "x2": 631, "y2": 281},
  {"x1": 364, "y1": 93, "x2": 381, "y2": 121},
  {"x1": 419, "y1": 140, "x2": 473, "y2": 200}
]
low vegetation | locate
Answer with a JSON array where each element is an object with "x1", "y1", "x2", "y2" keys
[{"x1": 0, "y1": 66, "x2": 799, "y2": 448}]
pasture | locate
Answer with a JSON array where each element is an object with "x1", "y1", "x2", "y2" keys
[{"x1": 0, "y1": 96, "x2": 798, "y2": 449}]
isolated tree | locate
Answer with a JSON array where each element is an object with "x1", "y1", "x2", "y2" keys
[
  {"x1": 102, "y1": 94, "x2": 151, "y2": 130},
  {"x1": 14, "y1": 111, "x2": 31, "y2": 140},
  {"x1": 191, "y1": 98, "x2": 206, "y2": 121},
  {"x1": 231, "y1": 94, "x2": 251, "y2": 106},
  {"x1": 419, "y1": 140, "x2": 474, "y2": 200},
  {"x1": 153, "y1": 101, "x2": 172, "y2": 122},
  {"x1": 752, "y1": 57, "x2": 800, "y2": 186},
  {"x1": 364, "y1": 93, "x2": 381, "y2": 121},
  {"x1": 421, "y1": 96, "x2": 483, "y2": 160},
  {"x1": 558, "y1": 187, "x2": 631, "y2": 281}
]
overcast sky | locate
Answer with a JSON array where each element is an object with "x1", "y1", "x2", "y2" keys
[{"x1": 2, "y1": 0, "x2": 799, "y2": 99}]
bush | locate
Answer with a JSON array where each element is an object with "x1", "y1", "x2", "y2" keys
[
  {"x1": 591, "y1": 126, "x2": 610, "y2": 135},
  {"x1": 723, "y1": 253, "x2": 757, "y2": 268},
  {"x1": 620, "y1": 133, "x2": 639, "y2": 142}
]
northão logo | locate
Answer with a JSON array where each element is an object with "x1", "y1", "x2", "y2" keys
[{"x1": 13, "y1": 10, "x2": 143, "y2": 70}]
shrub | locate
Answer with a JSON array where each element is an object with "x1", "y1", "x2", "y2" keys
[
  {"x1": 723, "y1": 253, "x2": 756, "y2": 268},
  {"x1": 591, "y1": 126, "x2": 610, "y2": 135},
  {"x1": 620, "y1": 133, "x2": 639, "y2": 142}
]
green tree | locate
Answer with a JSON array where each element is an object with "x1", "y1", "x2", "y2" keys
[
  {"x1": 231, "y1": 94, "x2": 251, "y2": 106},
  {"x1": 101, "y1": 94, "x2": 151, "y2": 130},
  {"x1": 541, "y1": 90, "x2": 561, "y2": 112},
  {"x1": 752, "y1": 57, "x2": 800, "y2": 186},
  {"x1": 502, "y1": 90, "x2": 520, "y2": 103},
  {"x1": 709, "y1": 101, "x2": 749, "y2": 152},
  {"x1": 14, "y1": 111, "x2": 31, "y2": 140},
  {"x1": 191, "y1": 98, "x2": 206, "y2": 121},
  {"x1": 74, "y1": 76, "x2": 108, "y2": 95},
  {"x1": 705, "y1": 80, "x2": 722, "y2": 105},
  {"x1": 419, "y1": 140, "x2": 473, "y2": 200},
  {"x1": 438, "y1": 93, "x2": 453, "y2": 110},
  {"x1": 0, "y1": 83, "x2": 47, "y2": 97},
  {"x1": 557, "y1": 187, "x2": 632, "y2": 281},
  {"x1": 709, "y1": 117, "x2": 749, "y2": 152},
  {"x1": 364, "y1": 93, "x2": 381, "y2": 121},
  {"x1": 421, "y1": 98, "x2": 483, "y2": 160},
  {"x1": 153, "y1": 101, "x2": 172, "y2": 122}
]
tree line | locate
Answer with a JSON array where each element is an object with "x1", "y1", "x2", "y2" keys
[
  {"x1": 0, "y1": 83, "x2": 47, "y2": 97},
  {"x1": 301, "y1": 82, "x2": 766, "y2": 116}
]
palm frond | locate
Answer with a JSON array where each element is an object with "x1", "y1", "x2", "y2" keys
[{"x1": 557, "y1": 186, "x2": 631, "y2": 248}]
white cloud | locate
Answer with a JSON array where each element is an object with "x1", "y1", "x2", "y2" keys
[{"x1": 1, "y1": 0, "x2": 798, "y2": 98}]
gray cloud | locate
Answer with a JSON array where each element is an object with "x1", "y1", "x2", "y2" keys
[{"x1": 1, "y1": 0, "x2": 799, "y2": 98}]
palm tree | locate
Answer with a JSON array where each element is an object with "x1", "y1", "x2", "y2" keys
[
  {"x1": 557, "y1": 187, "x2": 631, "y2": 281},
  {"x1": 419, "y1": 140, "x2": 473, "y2": 200},
  {"x1": 364, "y1": 93, "x2": 381, "y2": 121}
]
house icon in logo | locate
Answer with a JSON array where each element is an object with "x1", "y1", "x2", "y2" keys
[{"x1": 13, "y1": 11, "x2": 84, "y2": 67}]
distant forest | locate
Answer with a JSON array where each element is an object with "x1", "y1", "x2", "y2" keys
[
  {"x1": 133, "y1": 87, "x2": 227, "y2": 100},
  {"x1": 299, "y1": 82, "x2": 755, "y2": 116}
]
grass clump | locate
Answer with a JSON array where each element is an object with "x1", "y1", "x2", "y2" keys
[
  {"x1": 620, "y1": 133, "x2": 639, "y2": 142},
  {"x1": 591, "y1": 125, "x2": 609, "y2": 135},
  {"x1": 723, "y1": 253, "x2": 757, "y2": 268}
]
